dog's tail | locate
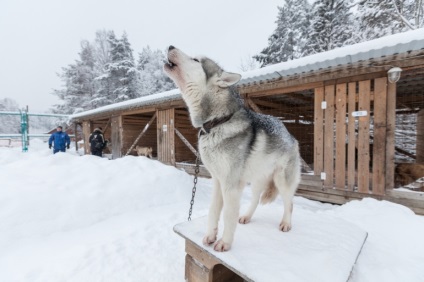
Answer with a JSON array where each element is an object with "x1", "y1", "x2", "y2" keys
[{"x1": 260, "y1": 181, "x2": 278, "y2": 204}]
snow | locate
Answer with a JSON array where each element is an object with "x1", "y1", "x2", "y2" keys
[
  {"x1": 1, "y1": 140, "x2": 424, "y2": 281},
  {"x1": 175, "y1": 207, "x2": 367, "y2": 282}
]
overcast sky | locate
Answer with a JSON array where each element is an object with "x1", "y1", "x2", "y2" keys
[{"x1": 0, "y1": 0, "x2": 282, "y2": 112}]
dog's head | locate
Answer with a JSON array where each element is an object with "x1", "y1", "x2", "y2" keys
[
  {"x1": 164, "y1": 46, "x2": 241, "y2": 92},
  {"x1": 164, "y1": 46, "x2": 241, "y2": 126}
]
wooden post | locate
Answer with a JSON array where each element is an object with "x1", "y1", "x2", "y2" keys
[
  {"x1": 335, "y1": 83, "x2": 347, "y2": 189},
  {"x1": 82, "y1": 121, "x2": 92, "y2": 155},
  {"x1": 358, "y1": 80, "x2": 371, "y2": 193},
  {"x1": 347, "y1": 82, "x2": 356, "y2": 191},
  {"x1": 314, "y1": 87, "x2": 324, "y2": 175},
  {"x1": 324, "y1": 85, "x2": 335, "y2": 188},
  {"x1": 417, "y1": 109, "x2": 424, "y2": 163},
  {"x1": 111, "y1": 116, "x2": 123, "y2": 159},
  {"x1": 157, "y1": 109, "x2": 175, "y2": 165},
  {"x1": 385, "y1": 81, "x2": 396, "y2": 190},
  {"x1": 74, "y1": 123, "x2": 78, "y2": 151},
  {"x1": 125, "y1": 112, "x2": 157, "y2": 156},
  {"x1": 372, "y1": 77, "x2": 388, "y2": 195}
]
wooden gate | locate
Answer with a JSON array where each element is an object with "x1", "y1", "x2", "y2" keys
[
  {"x1": 157, "y1": 109, "x2": 175, "y2": 165},
  {"x1": 314, "y1": 77, "x2": 395, "y2": 195}
]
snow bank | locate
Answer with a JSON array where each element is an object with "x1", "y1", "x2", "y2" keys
[{"x1": 0, "y1": 140, "x2": 424, "y2": 281}]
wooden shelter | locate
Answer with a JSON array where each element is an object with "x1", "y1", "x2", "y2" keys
[{"x1": 71, "y1": 29, "x2": 424, "y2": 214}]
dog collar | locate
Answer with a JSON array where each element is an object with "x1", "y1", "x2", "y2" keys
[{"x1": 200, "y1": 113, "x2": 234, "y2": 135}]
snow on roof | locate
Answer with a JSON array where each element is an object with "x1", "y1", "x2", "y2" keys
[
  {"x1": 71, "y1": 88, "x2": 181, "y2": 119},
  {"x1": 71, "y1": 28, "x2": 424, "y2": 120},
  {"x1": 238, "y1": 27, "x2": 424, "y2": 86}
]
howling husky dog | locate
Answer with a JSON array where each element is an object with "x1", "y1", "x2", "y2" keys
[{"x1": 164, "y1": 46, "x2": 301, "y2": 252}]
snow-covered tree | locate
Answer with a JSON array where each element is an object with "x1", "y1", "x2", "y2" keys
[
  {"x1": 254, "y1": 0, "x2": 311, "y2": 66},
  {"x1": 356, "y1": 0, "x2": 423, "y2": 42},
  {"x1": 0, "y1": 98, "x2": 20, "y2": 133},
  {"x1": 99, "y1": 31, "x2": 138, "y2": 103},
  {"x1": 136, "y1": 46, "x2": 174, "y2": 96},
  {"x1": 304, "y1": 0, "x2": 355, "y2": 55},
  {"x1": 52, "y1": 40, "x2": 97, "y2": 114}
]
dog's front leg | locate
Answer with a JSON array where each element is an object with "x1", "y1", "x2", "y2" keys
[
  {"x1": 214, "y1": 183, "x2": 243, "y2": 252},
  {"x1": 203, "y1": 179, "x2": 222, "y2": 245}
]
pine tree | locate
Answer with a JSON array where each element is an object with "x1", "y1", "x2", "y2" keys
[
  {"x1": 52, "y1": 41, "x2": 97, "y2": 114},
  {"x1": 305, "y1": 0, "x2": 355, "y2": 56},
  {"x1": 254, "y1": 0, "x2": 311, "y2": 66},
  {"x1": 356, "y1": 0, "x2": 423, "y2": 42},
  {"x1": 100, "y1": 31, "x2": 139, "y2": 103},
  {"x1": 137, "y1": 46, "x2": 174, "y2": 96}
]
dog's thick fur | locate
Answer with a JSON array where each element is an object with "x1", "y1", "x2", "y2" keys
[
  {"x1": 164, "y1": 46, "x2": 301, "y2": 252},
  {"x1": 394, "y1": 163, "x2": 424, "y2": 188},
  {"x1": 134, "y1": 146, "x2": 153, "y2": 158}
]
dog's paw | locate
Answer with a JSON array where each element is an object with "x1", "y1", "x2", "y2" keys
[
  {"x1": 214, "y1": 239, "x2": 231, "y2": 252},
  {"x1": 238, "y1": 216, "x2": 251, "y2": 224},
  {"x1": 279, "y1": 221, "x2": 292, "y2": 232},
  {"x1": 203, "y1": 234, "x2": 217, "y2": 245}
]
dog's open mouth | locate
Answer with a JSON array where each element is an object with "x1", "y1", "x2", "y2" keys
[{"x1": 165, "y1": 58, "x2": 176, "y2": 68}]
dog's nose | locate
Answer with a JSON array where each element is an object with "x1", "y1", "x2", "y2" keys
[{"x1": 168, "y1": 45, "x2": 175, "y2": 51}]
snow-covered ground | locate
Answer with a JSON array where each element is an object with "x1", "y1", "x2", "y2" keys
[{"x1": 1, "y1": 139, "x2": 424, "y2": 282}]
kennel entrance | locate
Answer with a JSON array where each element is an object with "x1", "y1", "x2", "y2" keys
[{"x1": 313, "y1": 78, "x2": 394, "y2": 195}]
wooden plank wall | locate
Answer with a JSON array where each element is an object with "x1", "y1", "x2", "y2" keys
[
  {"x1": 122, "y1": 114, "x2": 157, "y2": 157},
  {"x1": 175, "y1": 108, "x2": 198, "y2": 163},
  {"x1": 157, "y1": 109, "x2": 175, "y2": 165}
]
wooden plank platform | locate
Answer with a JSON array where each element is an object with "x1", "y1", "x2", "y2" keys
[{"x1": 174, "y1": 204, "x2": 368, "y2": 282}]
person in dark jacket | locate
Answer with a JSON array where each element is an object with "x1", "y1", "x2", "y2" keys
[
  {"x1": 48, "y1": 126, "x2": 71, "y2": 154},
  {"x1": 89, "y1": 127, "x2": 107, "y2": 157}
]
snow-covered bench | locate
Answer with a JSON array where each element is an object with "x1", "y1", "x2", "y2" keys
[{"x1": 174, "y1": 204, "x2": 367, "y2": 282}]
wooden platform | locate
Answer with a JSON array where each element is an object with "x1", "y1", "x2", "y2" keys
[{"x1": 174, "y1": 204, "x2": 368, "y2": 282}]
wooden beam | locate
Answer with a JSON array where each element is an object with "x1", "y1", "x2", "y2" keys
[
  {"x1": 245, "y1": 82, "x2": 323, "y2": 97},
  {"x1": 246, "y1": 98, "x2": 262, "y2": 113},
  {"x1": 125, "y1": 112, "x2": 157, "y2": 156},
  {"x1": 175, "y1": 128, "x2": 198, "y2": 157}
]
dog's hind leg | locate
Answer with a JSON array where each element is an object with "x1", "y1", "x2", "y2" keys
[
  {"x1": 274, "y1": 162, "x2": 300, "y2": 232},
  {"x1": 203, "y1": 178, "x2": 223, "y2": 246},
  {"x1": 239, "y1": 179, "x2": 269, "y2": 224}
]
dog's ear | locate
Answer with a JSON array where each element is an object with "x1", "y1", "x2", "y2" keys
[{"x1": 216, "y1": 72, "x2": 241, "y2": 88}]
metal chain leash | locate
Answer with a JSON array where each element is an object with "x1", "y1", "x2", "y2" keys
[{"x1": 188, "y1": 152, "x2": 200, "y2": 221}]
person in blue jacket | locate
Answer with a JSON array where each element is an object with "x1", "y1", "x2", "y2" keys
[{"x1": 48, "y1": 126, "x2": 71, "y2": 154}]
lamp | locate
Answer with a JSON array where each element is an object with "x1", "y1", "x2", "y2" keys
[{"x1": 387, "y1": 67, "x2": 402, "y2": 83}]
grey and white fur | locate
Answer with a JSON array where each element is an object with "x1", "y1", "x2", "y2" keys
[{"x1": 164, "y1": 46, "x2": 300, "y2": 252}]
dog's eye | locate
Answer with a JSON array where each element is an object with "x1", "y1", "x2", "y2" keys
[{"x1": 193, "y1": 58, "x2": 199, "y2": 62}]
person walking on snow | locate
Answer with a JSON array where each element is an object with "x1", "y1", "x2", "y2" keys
[
  {"x1": 89, "y1": 127, "x2": 107, "y2": 157},
  {"x1": 48, "y1": 126, "x2": 71, "y2": 154}
]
